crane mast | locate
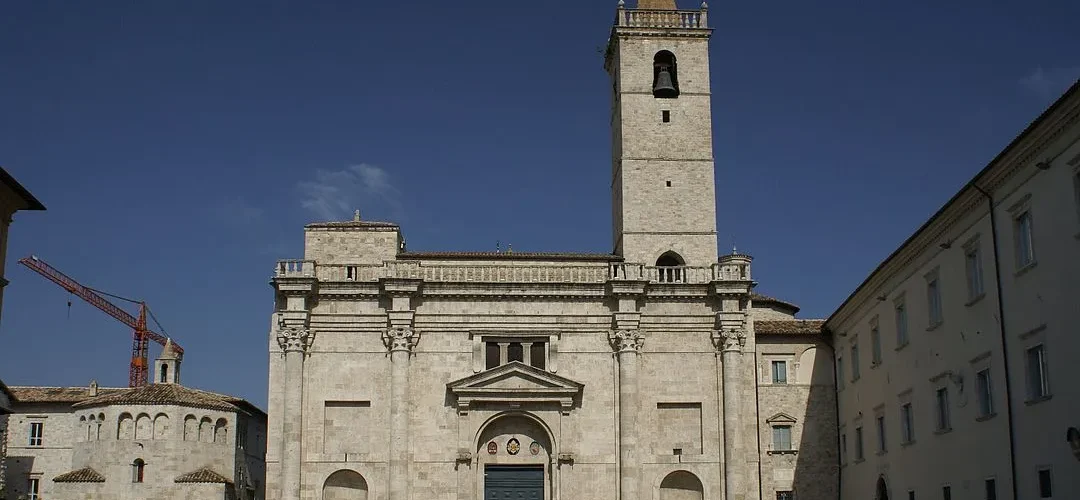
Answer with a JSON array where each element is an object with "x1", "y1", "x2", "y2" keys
[{"x1": 18, "y1": 255, "x2": 182, "y2": 387}]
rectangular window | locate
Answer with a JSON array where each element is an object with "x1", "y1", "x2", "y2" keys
[
  {"x1": 966, "y1": 245, "x2": 985, "y2": 300},
  {"x1": 776, "y1": 492, "x2": 794, "y2": 500},
  {"x1": 27, "y1": 478, "x2": 40, "y2": 500},
  {"x1": 837, "y1": 356, "x2": 845, "y2": 390},
  {"x1": 772, "y1": 425, "x2": 792, "y2": 451},
  {"x1": 29, "y1": 422, "x2": 43, "y2": 446},
  {"x1": 1015, "y1": 211, "x2": 1034, "y2": 269},
  {"x1": 976, "y1": 369, "x2": 994, "y2": 417},
  {"x1": 851, "y1": 343, "x2": 861, "y2": 381},
  {"x1": 871, "y1": 324, "x2": 882, "y2": 365},
  {"x1": 900, "y1": 403, "x2": 914, "y2": 444},
  {"x1": 985, "y1": 478, "x2": 997, "y2": 500},
  {"x1": 909, "y1": 491, "x2": 915, "y2": 500},
  {"x1": 927, "y1": 277, "x2": 943, "y2": 326},
  {"x1": 855, "y1": 426, "x2": 864, "y2": 461},
  {"x1": 876, "y1": 415, "x2": 887, "y2": 453},
  {"x1": 839, "y1": 432, "x2": 847, "y2": 464},
  {"x1": 1038, "y1": 468, "x2": 1053, "y2": 498},
  {"x1": 935, "y1": 387, "x2": 951, "y2": 431},
  {"x1": 484, "y1": 341, "x2": 546, "y2": 370},
  {"x1": 662, "y1": 110, "x2": 671, "y2": 123},
  {"x1": 895, "y1": 299, "x2": 909, "y2": 346},
  {"x1": 1026, "y1": 345, "x2": 1050, "y2": 400},
  {"x1": 771, "y1": 361, "x2": 788, "y2": 384},
  {"x1": 943, "y1": 485, "x2": 952, "y2": 500}
]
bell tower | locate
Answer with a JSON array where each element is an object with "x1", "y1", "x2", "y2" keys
[{"x1": 606, "y1": 0, "x2": 717, "y2": 267}]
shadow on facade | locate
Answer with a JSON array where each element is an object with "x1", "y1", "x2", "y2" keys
[{"x1": 3, "y1": 455, "x2": 35, "y2": 498}]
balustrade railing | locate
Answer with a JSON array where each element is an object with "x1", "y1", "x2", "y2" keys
[
  {"x1": 617, "y1": 8, "x2": 708, "y2": 29},
  {"x1": 275, "y1": 259, "x2": 748, "y2": 285}
]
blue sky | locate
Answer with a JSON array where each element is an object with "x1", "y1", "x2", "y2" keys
[{"x1": 1, "y1": 1, "x2": 1077, "y2": 409}]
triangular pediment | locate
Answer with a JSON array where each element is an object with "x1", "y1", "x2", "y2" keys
[
  {"x1": 447, "y1": 362, "x2": 584, "y2": 415},
  {"x1": 766, "y1": 412, "x2": 797, "y2": 424}
]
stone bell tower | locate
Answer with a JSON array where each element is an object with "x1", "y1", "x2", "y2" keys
[{"x1": 606, "y1": 0, "x2": 718, "y2": 267}]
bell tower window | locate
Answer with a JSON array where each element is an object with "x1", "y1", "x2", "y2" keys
[{"x1": 652, "y1": 51, "x2": 680, "y2": 98}]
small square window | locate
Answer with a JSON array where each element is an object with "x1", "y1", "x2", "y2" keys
[
  {"x1": 662, "y1": 110, "x2": 671, "y2": 122},
  {"x1": 776, "y1": 492, "x2": 794, "y2": 500},
  {"x1": 665, "y1": 180, "x2": 672, "y2": 187}
]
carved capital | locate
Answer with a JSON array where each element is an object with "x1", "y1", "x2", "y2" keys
[
  {"x1": 383, "y1": 326, "x2": 420, "y2": 353},
  {"x1": 712, "y1": 328, "x2": 746, "y2": 353},
  {"x1": 277, "y1": 327, "x2": 315, "y2": 354},
  {"x1": 609, "y1": 329, "x2": 644, "y2": 353}
]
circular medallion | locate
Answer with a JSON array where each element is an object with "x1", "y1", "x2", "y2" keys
[
  {"x1": 529, "y1": 441, "x2": 540, "y2": 455},
  {"x1": 507, "y1": 438, "x2": 520, "y2": 455},
  {"x1": 487, "y1": 441, "x2": 498, "y2": 455}
]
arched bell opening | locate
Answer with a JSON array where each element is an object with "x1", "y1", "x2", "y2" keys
[
  {"x1": 655, "y1": 251, "x2": 686, "y2": 283},
  {"x1": 653, "y1": 50, "x2": 680, "y2": 98}
]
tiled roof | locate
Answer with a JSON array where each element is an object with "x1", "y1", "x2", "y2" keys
[
  {"x1": 398, "y1": 251, "x2": 622, "y2": 262},
  {"x1": 53, "y1": 467, "x2": 106, "y2": 483},
  {"x1": 175, "y1": 467, "x2": 233, "y2": 484},
  {"x1": 9, "y1": 386, "x2": 126, "y2": 404},
  {"x1": 756, "y1": 320, "x2": 826, "y2": 335},
  {"x1": 71, "y1": 384, "x2": 240, "y2": 412},
  {"x1": 750, "y1": 292, "x2": 800, "y2": 313}
]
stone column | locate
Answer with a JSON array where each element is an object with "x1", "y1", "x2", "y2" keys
[
  {"x1": 718, "y1": 328, "x2": 746, "y2": 500},
  {"x1": 610, "y1": 329, "x2": 644, "y2": 500},
  {"x1": 277, "y1": 326, "x2": 315, "y2": 500},
  {"x1": 384, "y1": 326, "x2": 419, "y2": 500}
]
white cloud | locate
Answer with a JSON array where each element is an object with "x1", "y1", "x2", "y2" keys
[
  {"x1": 297, "y1": 164, "x2": 401, "y2": 221},
  {"x1": 1020, "y1": 66, "x2": 1080, "y2": 99}
]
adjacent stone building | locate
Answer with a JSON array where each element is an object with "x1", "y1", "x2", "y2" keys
[
  {"x1": 3, "y1": 346, "x2": 268, "y2": 500},
  {"x1": 826, "y1": 80, "x2": 1080, "y2": 500},
  {"x1": 265, "y1": 2, "x2": 837, "y2": 499}
]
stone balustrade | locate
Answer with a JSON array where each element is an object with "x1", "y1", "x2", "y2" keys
[
  {"x1": 275, "y1": 259, "x2": 750, "y2": 285},
  {"x1": 616, "y1": 8, "x2": 708, "y2": 29}
]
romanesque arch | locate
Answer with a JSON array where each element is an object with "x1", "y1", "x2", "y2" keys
[
  {"x1": 214, "y1": 418, "x2": 228, "y2": 443},
  {"x1": 659, "y1": 470, "x2": 704, "y2": 500},
  {"x1": 153, "y1": 413, "x2": 170, "y2": 440},
  {"x1": 135, "y1": 413, "x2": 152, "y2": 440},
  {"x1": 199, "y1": 417, "x2": 213, "y2": 443},
  {"x1": 79, "y1": 415, "x2": 87, "y2": 441},
  {"x1": 322, "y1": 469, "x2": 368, "y2": 500},
  {"x1": 117, "y1": 413, "x2": 134, "y2": 440},
  {"x1": 474, "y1": 412, "x2": 555, "y2": 499},
  {"x1": 183, "y1": 415, "x2": 197, "y2": 441}
]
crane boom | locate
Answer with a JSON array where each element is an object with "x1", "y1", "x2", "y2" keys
[{"x1": 18, "y1": 255, "x2": 183, "y2": 387}]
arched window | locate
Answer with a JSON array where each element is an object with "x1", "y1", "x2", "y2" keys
[
  {"x1": 652, "y1": 50, "x2": 680, "y2": 98},
  {"x1": 214, "y1": 418, "x2": 228, "y2": 444},
  {"x1": 655, "y1": 251, "x2": 685, "y2": 283},
  {"x1": 153, "y1": 413, "x2": 169, "y2": 440},
  {"x1": 876, "y1": 475, "x2": 889, "y2": 500},
  {"x1": 183, "y1": 415, "x2": 198, "y2": 441},
  {"x1": 323, "y1": 469, "x2": 368, "y2": 500},
  {"x1": 160, "y1": 364, "x2": 168, "y2": 383},
  {"x1": 132, "y1": 458, "x2": 145, "y2": 483},
  {"x1": 80, "y1": 416, "x2": 88, "y2": 442},
  {"x1": 117, "y1": 413, "x2": 134, "y2": 440}
]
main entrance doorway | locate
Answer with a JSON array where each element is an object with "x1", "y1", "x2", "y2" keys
[{"x1": 484, "y1": 465, "x2": 544, "y2": 500}]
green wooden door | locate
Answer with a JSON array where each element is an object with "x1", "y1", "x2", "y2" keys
[{"x1": 484, "y1": 465, "x2": 544, "y2": 500}]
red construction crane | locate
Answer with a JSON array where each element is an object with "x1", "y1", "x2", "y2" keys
[{"x1": 18, "y1": 255, "x2": 183, "y2": 388}]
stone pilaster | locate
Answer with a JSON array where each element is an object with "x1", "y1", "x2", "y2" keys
[
  {"x1": 381, "y1": 279, "x2": 421, "y2": 500},
  {"x1": 277, "y1": 325, "x2": 314, "y2": 500},
  {"x1": 610, "y1": 326, "x2": 644, "y2": 500},
  {"x1": 714, "y1": 327, "x2": 746, "y2": 500}
]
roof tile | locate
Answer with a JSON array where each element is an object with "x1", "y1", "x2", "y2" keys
[
  {"x1": 175, "y1": 467, "x2": 233, "y2": 484},
  {"x1": 53, "y1": 467, "x2": 106, "y2": 483},
  {"x1": 9, "y1": 386, "x2": 126, "y2": 404},
  {"x1": 71, "y1": 384, "x2": 240, "y2": 412},
  {"x1": 756, "y1": 319, "x2": 826, "y2": 335}
]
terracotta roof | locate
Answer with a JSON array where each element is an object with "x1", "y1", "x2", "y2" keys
[
  {"x1": 398, "y1": 251, "x2": 622, "y2": 262},
  {"x1": 305, "y1": 220, "x2": 398, "y2": 229},
  {"x1": 175, "y1": 467, "x2": 233, "y2": 484},
  {"x1": 9, "y1": 386, "x2": 126, "y2": 404},
  {"x1": 756, "y1": 320, "x2": 826, "y2": 335},
  {"x1": 0, "y1": 167, "x2": 46, "y2": 211},
  {"x1": 750, "y1": 292, "x2": 800, "y2": 313},
  {"x1": 53, "y1": 467, "x2": 106, "y2": 483},
  {"x1": 71, "y1": 384, "x2": 240, "y2": 412}
]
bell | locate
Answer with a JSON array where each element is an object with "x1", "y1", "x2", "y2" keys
[{"x1": 653, "y1": 68, "x2": 677, "y2": 97}]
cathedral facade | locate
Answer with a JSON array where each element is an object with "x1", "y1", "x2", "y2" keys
[{"x1": 266, "y1": 2, "x2": 837, "y2": 500}]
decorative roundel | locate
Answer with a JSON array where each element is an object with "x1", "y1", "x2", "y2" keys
[
  {"x1": 487, "y1": 441, "x2": 498, "y2": 455},
  {"x1": 529, "y1": 441, "x2": 540, "y2": 455},
  {"x1": 507, "y1": 438, "x2": 521, "y2": 455}
]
